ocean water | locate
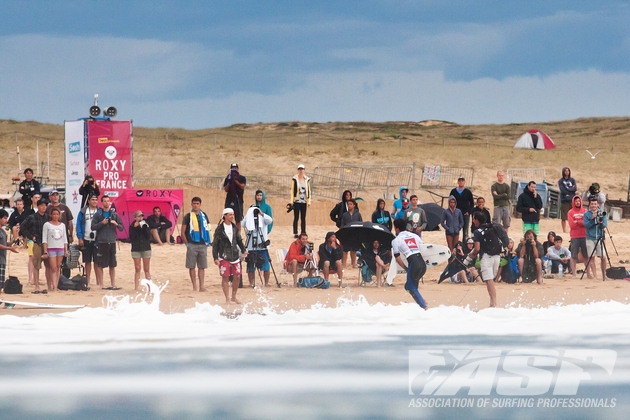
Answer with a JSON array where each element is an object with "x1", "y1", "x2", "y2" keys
[{"x1": 1, "y1": 281, "x2": 629, "y2": 420}]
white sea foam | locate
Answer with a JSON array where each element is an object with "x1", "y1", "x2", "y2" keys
[{"x1": 1, "y1": 280, "x2": 630, "y2": 355}]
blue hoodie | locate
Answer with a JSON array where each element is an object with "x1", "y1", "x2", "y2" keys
[
  {"x1": 440, "y1": 195, "x2": 464, "y2": 235},
  {"x1": 391, "y1": 186, "x2": 409, "y2": 214},
  {"x1": 254, "y1": 189, "x2": 273, "y2": 233},
  {"x1": 558, "y1": 167, "x2": 577, "y2": 203}
]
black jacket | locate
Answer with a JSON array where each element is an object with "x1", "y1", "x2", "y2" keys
[
  {"x1": 449, "y1": 188, "x2": 475, "y2": 215},
  {"x1": 516, "y1": 189, "x2": 543, "y2": 223},
  {"x1": 212, "y1": 222, "x2": 246, "y2": 262},
  {"x1": 129, "y1": 221, "x2": 151, "y2": 253}
]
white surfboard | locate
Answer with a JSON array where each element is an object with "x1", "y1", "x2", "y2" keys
[
  {"x1": 386, "y1": 244, "x2": 451, "y2": 284},
  {"x1": 386, "y1": 253, "x2": 407, "y2": 285},
  {"x1": 1, "y1": 300, "x2": 87, "y2": 309}
]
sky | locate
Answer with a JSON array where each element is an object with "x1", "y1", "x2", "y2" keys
[{"x1": 1, "y1": 1, "x2": 629, "y2": 129}]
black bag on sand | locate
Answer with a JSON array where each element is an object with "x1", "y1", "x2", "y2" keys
[
  {"x1": 58, "y1": 274, "x2": 89, "y2": 291},
  {"x1": 606, "y1": 266, "x2": 627, "y2": 280},
  {"x1": 3, "y1": 276, "x2": 23, "y2": 294}
]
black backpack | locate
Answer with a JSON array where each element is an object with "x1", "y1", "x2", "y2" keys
[
  {"x1": 58, "y1": 274, "x2": 89, "y2": 291},
  {"x1": 480, "y1": 223, "x2": 505, "y2": 256},
  {"x1": 3, "y1": 276, "x2": 23, "y2": 294}
]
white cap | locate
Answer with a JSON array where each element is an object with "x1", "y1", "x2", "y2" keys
[
  {"x1": 297, "y1": 164, "x2": 305, "y2": 169},
  {"x1": 222, "y1": 208, "x2": 234, "y2": 215}
]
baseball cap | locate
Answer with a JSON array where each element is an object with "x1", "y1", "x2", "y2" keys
[
  {"x1": 230, "y1": 163, "x2": 238, "y2": 168},
  {"x1": 134, "y1": 210, "x2": 144, "y2": 217},
  {"x1": 222, "y1": 208, "x2": 234, "y2": 215},
  {"x1": 402, "y1": 198, "x2": 410, "y2": 204},
  {"x1": 298, "y1": 164, "x2": 305, "y2": 169},
  {"x1": 458, "y1": 176, "x2": 465, "y2": 181},
  {"x1": 50, "y1": 189, "x2": 59, "y2": 195},
  {"x1": 466, "y1": 238, "x2": 474, "y2": 244}
]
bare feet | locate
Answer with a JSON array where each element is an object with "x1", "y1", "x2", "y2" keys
[
  {"x1": 199, "y1": 288, "x2": 206, "y2": 292},
  {"x1": 231, "y1": 297, "x2": 241, "y2": 304}
]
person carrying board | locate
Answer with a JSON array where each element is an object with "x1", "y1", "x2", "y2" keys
[{"x1": 392, "y1": 218, "x2": 428, "y2": 310}]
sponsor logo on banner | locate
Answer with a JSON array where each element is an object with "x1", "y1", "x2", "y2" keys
[
  {"x1": 98, "y1": 137, "x2": 120, "y2": 144},
  {"x1": 69, "y1": 180, "x2": 81, "y2": 186},
  {"x1": 69, "y1": 142, "x2": 81, "y2": 154},
  {"x1": 105, "y1": 146, "x2": 117, "y2": 159},
  {"x1": 136, "y1": 190, "x2": 144, "y2": 197},
  {"x1": 105, "y1": 191, "x2": 120, "y2": 197},
  {"x1": 72, "y1": 190, "x2": 79, "y2": 204},
  {"x1": 70, "y1": 160, "x2": 81, "y2": 166},
  {"x1": 71, "y1": 171, "x2": 79, "y2": 176}
]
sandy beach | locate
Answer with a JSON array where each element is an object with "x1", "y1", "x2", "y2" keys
[{"x1": 3, "y1": 209, "x2": 629, "y2": 316}]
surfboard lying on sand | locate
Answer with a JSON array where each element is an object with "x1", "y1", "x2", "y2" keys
[
  {"x1": 386, "y1": 244, "x2": 452, "y2": 284},
  {"x1": 0, "y1": 300, "x2": 87, "y2": 309}
]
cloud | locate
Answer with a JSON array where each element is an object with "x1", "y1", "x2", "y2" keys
[
  {"x1": 119, "y1": 68, "x2": 630, "y2": 128},
  {"x1": 1, "y1": 30, "x2": 629, "y2": 129}
]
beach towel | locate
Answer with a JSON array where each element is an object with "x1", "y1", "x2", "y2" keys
[{"x1": 189, "y1": 211, "x2": 211, "y2": 246}]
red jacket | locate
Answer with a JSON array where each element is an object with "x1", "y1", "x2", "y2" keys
[
  {"x1": 567, "y1": 195, "x2": 586, "y2": 239},
  {"x1": 284, "y1": 239, "x2": 306, "y2": 269}
]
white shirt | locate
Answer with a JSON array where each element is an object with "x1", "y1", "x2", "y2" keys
[
  {"x1": 83, "y1": 207, "x2": 97, "y2": 240},
  {"x1": 223, "y1": 223, "x2": 233, "y2": 243},
  {"x1": 392, "y1": 231, "x2": 424, "y2": 258}
]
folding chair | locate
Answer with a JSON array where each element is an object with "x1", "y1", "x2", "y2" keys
[
  {"x1": 357, "y1": 250, "x2": 386, "y2": 287},
  {"x1": 276, "y1": 249, "x2": 289, "y2": 282}
]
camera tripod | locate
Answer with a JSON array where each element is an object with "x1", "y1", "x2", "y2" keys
[
  {"x1": 580, "y1": 224, "x2": 612, "y2": 281},
  {"x1": 245, "y1": 214, "x2": 280, "y2": 288}
]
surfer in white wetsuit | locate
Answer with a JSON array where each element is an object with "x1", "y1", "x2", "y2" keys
[{"x1": 392, "y1": 219, "x2": 428, "y2": 310}]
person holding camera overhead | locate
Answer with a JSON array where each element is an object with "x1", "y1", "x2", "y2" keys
[
  {"x1": 583, "y1": 198, "x2": 608, "y2": 281},
  {"x1": 223, "y1": 163, "x2": 246, "y2": 230},
  {"x1": 91, "y1": 195, "x2": 124, "y2": 290},
  {"x1": 290, "y1": 164, "x2": 311, "y2": 238},
  {"x1": 76, "y1": 195, "x2": 100, "y2": 286},
  {"x1": 243, "y1": 205, "x2": 273, "y2": 287},
  {"x1": 129, "y1": 210, "x2": 152, "y2": 291},
  {"x1": 79, "y1": 174, "x2": 100, "y2": 209}
]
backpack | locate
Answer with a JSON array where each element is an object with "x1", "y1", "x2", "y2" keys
[
  {"x1": 3, "y1": 276, "x2": 23, "y2": 294},
  {"x1": 297, "y1": 276, "x2": 330, "y2": 289},
  {"x1": 58, "y1": 274, "x2": 90, "y2": 291},
  {"x1": 507, "y1": 255, "x2": 520, "y2": 283},
  {"x1": 480, "y1": 223, "x2": 504, "y2": 256}
]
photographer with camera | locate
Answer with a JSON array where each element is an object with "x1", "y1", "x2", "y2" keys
[
  {"x1": 79, "y1": 174, "x2": 100, "y2": 209},
  {"x1": 129, "y1": 210, "x2": 152, "y2": 291},
  {"x1": 583, "y1": 198, "x2": 608, "y2": 280},
  {"x1": 582, "y1": 183, "x2": 606, "y2": 212},
  {"x1": 91, "y1": 195, "x2": 124, "y2": 290},
  {"x1": 515, "y1": 230, "x2": 544, "y2": 284},
  {"x1": 76, "y1": 195, "x2": 99, "y2": 286},
  {"x1": 223, "y1": 163, "x2": 246, "y2": 230},
  {"x1": 284, "y1": 233, "x2": 316, "y2": 287},
  {"x1": 243, "y1": 206, "x2": 273, "y2": 287}
]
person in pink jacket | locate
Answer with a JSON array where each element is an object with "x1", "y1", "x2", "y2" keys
[{"x1": 567, "y1": 195, "x2": 593, "y2": 279}]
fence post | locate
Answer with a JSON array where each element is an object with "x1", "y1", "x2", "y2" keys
[{"x1": 412, "y1": 162, "x2": 416, "y2": 192}]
